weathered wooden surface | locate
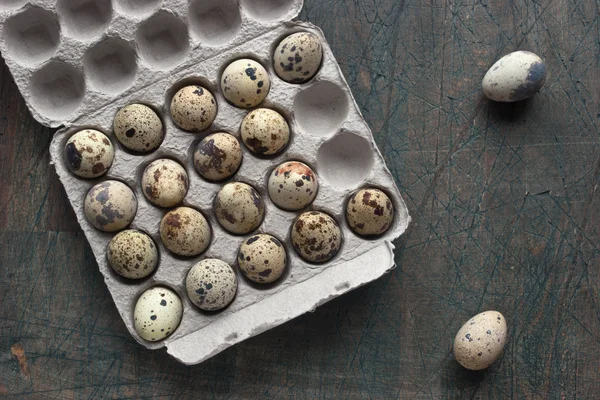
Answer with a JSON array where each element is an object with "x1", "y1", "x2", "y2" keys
[{"x1": 1, "y1": 0, "x2": 599, "y2": 398}]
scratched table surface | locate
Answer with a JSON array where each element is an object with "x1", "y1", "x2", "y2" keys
[{"x1": 1, "y1": 0, "x2": 599, "y2": 398}]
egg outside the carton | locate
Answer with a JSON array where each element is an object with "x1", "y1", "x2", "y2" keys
[
  {"x1": 64, "y1": 129, "x2": 114, "y2": 178},
  {"x1": 84, "y1": 181, "x2": 138, "y2": 232},
  {"x1": 186, "y1": 259, "x2": 238, "y2": 311},
  {"x1": 453, "y1": 311, "x2": 508, "y2": 370},
  {"x1": 134, "y1": 286, "x2": 183, "y2": 342},
  {"x1": 482, "y1": 51, "x2": 547, "y2": 102},
  {"x1": 237, "y1": 234, "x2": 287, "y2": 284}
]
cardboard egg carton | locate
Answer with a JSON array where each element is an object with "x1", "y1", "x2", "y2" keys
[{"x1": 0, "y1": 0, "x2": 411, "y2": 365}]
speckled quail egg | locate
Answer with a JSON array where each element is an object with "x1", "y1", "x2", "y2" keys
[
  {"x1": 186, "y1": 259, "x2": 237, "y2": 311},
  {"x1": 134, "y1": 286, "x2": 183, "y2": 342},
  {"x1": 214, "y1": 182, "x2": 265, "y2": 235},
  {"x1": 113, "y1": 104, "x2": 164, "y2": 153},
  {"x1": 142, "y1": 159, "x2": 189, "y2": 208},
  {"x1": 274, "y1": 32, "x2": 323, "y2": 84},
  {"x1": 238, "y1": 234, "x2": 287, "y2": 284},
  {"x1": 107, "y1": 230, "x2": 158, "y2": 279},
  {"x1": 240, "y1": 108, "x2": 290, "y2": 156},
  {"x1": 160, "y1": 207, "x2": 211, "y2": 257},
  {"x1": 64, "y1": 129, "x2": 114, "y2": 178},
  {"x1": 268, "y1": 161, "x2": 318, "y2": 211},
  {"x1": 84, "y1": 181, "x2": 137, "y2": 232},
  {"x1": 221, "y1": 59, "x2": 270, "y2": 108},
  {"x1": 170, "y1": 85, "x2": 218, "y2": 132},
  {"x1": 482, "y1": 51, "x2": 547, "y2": 102},
  {"x1": 346, "y1": 188, "x2": 394, "y2": 237},
  {"x1": 291, "y1": 211, "x2": 342, "y2": 263},
  {"x1": 193, "y1": 132, "x2": 242, "y2": 182},
  {"x1": 453, "y1": 311, "x2": 508, "y2": 370}
]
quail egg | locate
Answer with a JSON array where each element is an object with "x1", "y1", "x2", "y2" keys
[
  {"x1": 238, "y1": 234, "x2": 287, "y2": 284},
  {"x1": 64, "y1": 129, "x2": 114, "y2": 178},
  {"x1": 268, "y1": 161, "x2": 318, "y2": 211},
  {"x1": 134, "y1": 286, "x2": 183, "y2": 342},
  {"x1": 160, "y1": 207, "x2": 211, "y2": 257},
  {"x1": 142, "y1": 159, "x2": 189, "y2": 208},
  {"x1": 274, "y1": 32, "x2": 323, "y2": 84},
  {"x1": 107, "y1": 229, "x2": 158, "y2": 279},
  {"x1": 84, "y1": 181, "x2": 137, "y2": 232},
  {"x1": 240, "y1": 108, "x2": 290, "y2": 156},
  {"x1": 221, "y1": 59, "x2": 270, "y2": 108},
  {"x1": 113, "y1": 104, "x2": 164, "y2": 153},
  {"x1": 193, "y1": 132, "x2": 242, "y2": 182},
  {"x1": 346, "y1": 188, "x2": 394, "y2": 237},
  {"x1": 186, "y1": 259, "x2": 237, "y2": 311},
  {"x1": 214, "y1": 182, "x2": 265, "y2": 235},
  {"x1": 453, "y1": 311, "x2": 508, "y2": 370},
  {"x1": 291, "y1": 211, "x2": 342, "y2": 263},
  {"x1": 170, "y1": 85, "x2": 218, "y2": 132},
  {"x1": 482, "y1": 51, "x2": 547, "y2": 102}
]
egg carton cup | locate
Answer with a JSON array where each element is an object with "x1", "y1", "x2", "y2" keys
[{"x1": 2, "y1": 0, "x2": 410, "y2": 365}]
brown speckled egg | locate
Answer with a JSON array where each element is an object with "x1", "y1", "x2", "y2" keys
[
  {"x1": 64, "y1": 129, "x2": 114, "y2": 178},
  {"x1": 221, "y1": 59, "x2": 270, "y2": 108},
  {"x1": 186, "y1": 259, "x2": 237, "y2": 311},
  {"x1": 107, "y1": 230, "x2": 158, "y2": 279},
  {"x1": 142, "y1": 159, "x2": 188, "y2": 208},
  {"x1": 274, "y1": 32, "x2": 323, "y2": 84},
  {"x1": 193, "y1": 132, "x2": 242, "y2": 182},
  {"x1": 240, "y1": 108, "x2": 290, "y2": 156},
  {"x1": 84, "y1": 181, "x2": 137, "y2": 232},
  {"x1": 238, "y1": 234, "x2": 287, "y2": 284},
  {"x1": 268, "y1": 161, "x2": 318, "y2": 211},
  {"x1": 346, "y1": 188, "x2": 394, "y2": 237},
  {"x1": 292, "y1": 211, "x2": 342, "y2": 263},
  {"x1": 453, "y1": 311, "x2": 508, "y2": 370},
  {"x1": 113, "y1": 104, "x2": 164, "y2": 153},
  {"x1": 134, "y1": 286, "x2": 183, "y2": 342},
  {"x1": 170, "y1": 85, "x2": 218, "y2": 132},
  {"x1": 214, "y1": 182, "x2": 265, "y2": 235},
  {"x1": 160, "y1": 207, "x2": 211, "y2": 257}
]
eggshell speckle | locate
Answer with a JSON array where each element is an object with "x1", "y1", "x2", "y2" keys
[
  {"x1": 346, "y1": 188, "x2": 394, "y2": 237},
  {"x1": 113, "y1": 104, "x2": 164, "y2": 153},
  {"x1": 84, "y1": 181, "x2": 137, "y2": 232},
  {"x1": 186, "y1": 259, "x2": 237, "y2": 311},
  {"x1": 240, "y1": 108, "x2": 290, "y2": 156},
  {"x1": 291, "y1": 211, "x2": 342, "y2": 263},
  {"x1": 268, "y1": 161, "x2": 318, "y2": 211},
  {"x1": 453, "y1": 311, "x2": 508, "y2": 370},
  {"x1": 160, "y1": 207, "x2": 211, "y2": 257},
  {"x1": 64, "y1": 129, "x2": 114, "y2": 178},
  {"x1": 482, "y1": 51, "x2": 547, "y2": 102},
  {"x1": 221, "y1": 59, "x2": 270, "y2": 108},
  {"x1": 142, "y1": 159, "x2": 189, "y2": 208},
  {"x1": 238, "y1": 234, "x2": 287, "y2": 284},
  {"x1": 107, "y1": 230, "x2": 158, "y2": 279},
  {"x1": 170, "y1": 85, "x2": 218, "y2": 132},
  {"x1": 134, "y1": 286, "x2": 183, "y2": 342},
  {"x1": 274, "y1": 32, "x2": 323, "y2": 84},
  {"x1": 193, "y1": 132, "x2": 242, "y2": 182},
  {"x1": 214, "y1": 182, "x2": 265, "y2": 235}
]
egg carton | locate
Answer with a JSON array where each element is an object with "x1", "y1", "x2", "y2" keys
[{"x1": 1, "y1": 1, "x2": 411, "y2": 365}]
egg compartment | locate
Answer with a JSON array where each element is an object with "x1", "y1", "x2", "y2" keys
[
  {"x1": 47, "y1": 21, "x2": 410, "y2": 365},
  {"x1": 0, "y1": 0, "x2": 304, "y2": 127}
]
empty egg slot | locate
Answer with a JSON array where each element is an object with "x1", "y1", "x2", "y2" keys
[
  {"x1": 0, "y1": 0, "x2": 28, "y2": 11},
  {"x1": 56, "y1": 0, "x2": 113, "y2": 41},
  {"x1": 29, "y1": 61, "x2": 86, "y2": 121},
  {"x1": 2, "y1": 6, "x2": 61, "y2": 67},
  {"x1": 316, "y1": 130, "x2": 374, "y2": 191},
  {"x1": 240, "y1": 0, "x2": 299, "y2": 23},
  {"x1": 83, "y1": 37, "x2": 138, "y2": 95},
  {"x1": 114, "y1": 0, "x2": 162, "y2": 19},
  {"x1": 135, "y1": 10, "x2": 190, "y2": 71},
  {"x1": 293, "y1": 81, "x2": 350, "y2": 138},
  {"x1": 188, "y1": 0, "x2": 242, "y2": 47}
]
